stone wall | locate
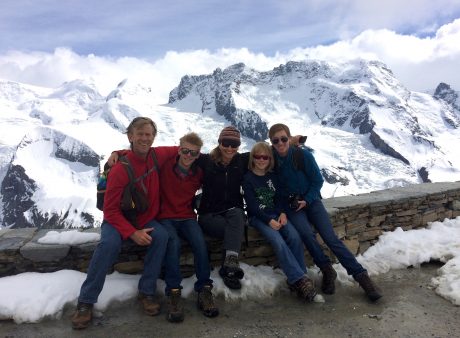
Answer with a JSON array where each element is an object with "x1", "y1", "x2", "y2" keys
[{"x1": 1, "y1": 182, "x2": 460, "y2": 277}]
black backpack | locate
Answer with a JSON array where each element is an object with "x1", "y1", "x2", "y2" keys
[{"x1": 96, "y1": 150, "x2": 159, "y2": 228}]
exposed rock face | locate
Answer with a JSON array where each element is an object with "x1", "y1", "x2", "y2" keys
[
  {"x1": 369, "y1": 131, "x2": 410, "y2": 165},
  {"x1": 1, "y1": 128, "x2": 99, "y2": 229},
  {"x1": 1, "y1": 165, "x2": 37, "y2": 228},
  {"x1": 433, "y1": 82, "x2": 460, "y2": 128},
  {"x1": 168, "y1": 60, "x2": 459, "y2": 185}
]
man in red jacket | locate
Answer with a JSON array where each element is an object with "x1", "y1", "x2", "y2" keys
[
  {"x1": 158, "y1": 132, "x2": 219, "y2": 321},
  {"x1": 72, "y1": 117, "x2": 179, "y2": 329}
]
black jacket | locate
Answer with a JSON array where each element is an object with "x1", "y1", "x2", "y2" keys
[{"x1": 197, "y1": 152, "x2": 249, "y2": 214}]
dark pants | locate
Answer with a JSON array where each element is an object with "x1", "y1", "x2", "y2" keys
[
  {"x1": 198, "y1": 207, "x2": 245, "y2": 254},
  {"x1": 287, "y1": 199, "x2": 366, "y2": 277},
  {"x1": 160, "y1": 218, "x2": 213, "y2": 292}
]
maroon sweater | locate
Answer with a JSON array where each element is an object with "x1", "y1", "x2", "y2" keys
[{"x1": 158, "y1": 156, "x2": 203, "y2": 220}]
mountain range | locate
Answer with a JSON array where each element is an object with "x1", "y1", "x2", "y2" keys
[{"x1": 0, "y1": 59, "x2": 459, "y2": 228}]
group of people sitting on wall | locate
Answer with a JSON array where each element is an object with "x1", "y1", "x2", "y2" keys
[{"x1": 71, "y1": 117, "x2": 382, "y2": 330}]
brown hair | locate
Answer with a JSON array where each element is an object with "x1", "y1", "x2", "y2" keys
[
  {"x1": 268, "y1": 123, "x2": 291, "y2": 140},
  {"x1": 248, "y1": 142, "x2": 274, "y2": 172},
  {"x1": 180, "y1": 132, "x2": 203, "y2": 148},
  {"x1": 126, "y1": 117, "x2": 157, "y2": 136}
]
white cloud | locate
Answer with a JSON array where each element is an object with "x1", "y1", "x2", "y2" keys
[{"x1": 0, "y1": 18, "x2": 459, "y2": 98}]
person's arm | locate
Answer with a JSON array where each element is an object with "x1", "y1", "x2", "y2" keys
[
  {"x1": 103, "y1": 163, "x2": 137, "y2": 240},
  {"x1": 302, "y1": 149, "x2": 324, "y2": 205}
]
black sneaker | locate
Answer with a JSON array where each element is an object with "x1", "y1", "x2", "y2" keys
[
  {"x1": 223, "y1": 254, "x2": 244, "y2": 279},
  {"x1": 166, "y1": 289, "x2": 184, "y2": 323},
  {"x1": 219, "y1": 266, "x2": 242, "y2": 289},
  {"x1": 197, "y1": 285, "x2": 219, "y2": 318}
]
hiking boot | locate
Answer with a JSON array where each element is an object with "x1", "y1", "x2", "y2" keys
[
  {"x1": 289, "y1": 276, "x2": 317, "y2": 302},
  {"x1": 219, "y1": 266, "x2": 242, "y2": 290},
  {"x1": 354, "y1": 271, "x2": 382, "y2": 302},
  {"x1": 320, "y1": 264, "x2": 337, "y2": 295},
  {"x1": 138, "y1": 292, "x2": 161, "y2": 316},
  {"x1": 71, "y1": 302, "x2": 93, "y2": 330},
  {"x1": 197, "y1": 285, "x2": 219, "y2": 318},
  {"x1": 223, "y1": 254, "x2": 244, "y2": 279},
  {"x1": 166, "y1": 288, "x2": 184, "y2": 323}
]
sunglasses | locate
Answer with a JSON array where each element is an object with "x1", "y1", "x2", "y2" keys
[
  {"x1": 253, "y1": 155, "x2": 270, "y2": 160},
  {"x1": 180, "y1": 148, "x2": 200, "y2": 157},
  {"x1": 220, "y1": 140, "x2": 241, "y2": 148},
  {"x1": 271, "y1": 136, "x2": 289, "y2": 145}
]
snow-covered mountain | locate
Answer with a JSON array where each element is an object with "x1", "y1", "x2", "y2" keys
[{"x1": 1, "y1": 59, "x2": 459, "y2": 229}]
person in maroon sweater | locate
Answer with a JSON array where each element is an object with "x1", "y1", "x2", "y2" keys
[
  {"x1": 72, "y1": 117, "x2": 180, "y2": 329},
  {"x1": 158, "y1": 132, "x2": 219, "y2": 320}
]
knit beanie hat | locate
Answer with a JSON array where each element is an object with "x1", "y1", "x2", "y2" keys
[{"x1": 218, "y1": 126, "x2": 241, "y2": 143}]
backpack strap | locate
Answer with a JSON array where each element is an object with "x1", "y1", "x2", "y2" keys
[{"x1": 121, "y1": 150, "x2": 160, "y2": 195}]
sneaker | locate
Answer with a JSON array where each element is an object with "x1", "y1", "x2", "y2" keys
[
  {"x1": 219, "y1": 266, "x2": 242, "y2": 290},
  {"x1": 197, "y1": 285, "x2": 219, "y2": 318},
  {"x1": 138, "y1": 292, "x2": 161, "y2": 316},
  {"x1": 166, "y1": 288, "x2": 184, "y2": 323},
  {"x1": 354, "y1": 272, "x2": 382, "y2": 302},
  {"x1": 320, "y1": 264, "x2": 337, "y2": 295},
  {"x1": 223, "y1": 254, "x2": 244, "y2": 279},
  {"x1": 71, "y1": 302, "x2": 93, "y2": 330},
  {"x1": 290, "y1": 276, "x2": 317, "y2": 302}
]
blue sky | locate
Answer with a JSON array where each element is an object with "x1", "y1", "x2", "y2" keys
[
  {"x1": 1, "y1": 0, "x2": 460, "y2": 92},
  {"x1": 2, "y1": 0, "x2": 460, "y2": 58}
]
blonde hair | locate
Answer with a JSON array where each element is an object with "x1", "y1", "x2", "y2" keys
[
  {"x1": 180, "y1": 132, "x2": 203, "y2": 148},
  {"x1": 248, "y1": 142, "x2": 274, "y2": 172}
]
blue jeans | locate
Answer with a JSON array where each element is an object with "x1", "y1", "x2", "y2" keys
[
  {"x1": 249, "y1": 215, "x2": 306, "y2": 284},
  {"x1": 160, "y1": 219, "x2": 213, "y2": 292},
  {"x1": 78, "y1": 220, "x2": 173, "y2": 304},
  {"x1": 287, "y1": 200, "x2": 366, "y2": 277}
]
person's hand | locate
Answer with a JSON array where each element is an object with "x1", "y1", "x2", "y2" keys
[
  {"x1": 107, "y1": 152, "x2": 119, "y2": 167},
  {"x1": 296, "y1": 200, "x2": 307, "y2": 212},
  {"x1": 278, "y1": 213, "x2": 287, "y2": 226},
  {"x1": 129, "y1": 228, "x2": 154, "y2": 246},
  {"x1": 269, "y1": 219, "x2": 282, "y2": 230}
]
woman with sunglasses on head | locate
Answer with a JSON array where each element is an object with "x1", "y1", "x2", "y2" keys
[
  {"x1": 242, "y1": 142, "x2": 317, "y2": 301},
  {"x1": 196, "y1": 126, "x2": 249, "y2": 290},
  {"x1": 268, "y1": 123, "x2": 382, "y2": 302}
]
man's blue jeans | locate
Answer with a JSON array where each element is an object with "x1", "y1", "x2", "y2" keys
[
  {"x1": 78, "y1": 220, "x2": 173, "y2": 304},
  {"x1": 287, "y1": 199, "x2": 366, "y2": 277},
  {"x1": 160, "y1": 219, "x2": 213, "y2": 292},
  {"x1": 249, "y1": 215, "x2": 306, "y2": 284}
]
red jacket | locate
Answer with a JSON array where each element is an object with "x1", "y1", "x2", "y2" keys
[
  {"x1": 103, "y1": 146, "x2": 178, "y2": 239},
  {"x1": 158, "y1": 157, "x2": 203, "y2": 220}
]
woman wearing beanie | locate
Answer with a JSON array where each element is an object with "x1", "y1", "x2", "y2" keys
[{"x1": 196, "y1": 126, "x2": 249, "y2": 290}]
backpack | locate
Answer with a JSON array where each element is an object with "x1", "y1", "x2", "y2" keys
[{"x1": 96, "y1": 150, "x2": 159, "y2": 228}]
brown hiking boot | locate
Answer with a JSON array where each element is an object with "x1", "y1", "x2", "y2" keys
[
  {"x1": 138, "y1": 292, "x2": 161, "y2": 316},
  {"x1": 354, "y1": 271, "x2": 382, "y2": 302},
  {"x1": 290, "y1": 276, "x2": 317, "y2": 302},
  {"x1": 197, "y1": 285, "x2": 219, "y2": 318},
  {"x1": 71, "y1": 302, "x2": 93, "y2": 330},
  {"x1": 166, "y1": 288, "x2": 184, "y2": 323},
  {"x1": 320, "y1": 264, "x2": 337, "y2": 294}
]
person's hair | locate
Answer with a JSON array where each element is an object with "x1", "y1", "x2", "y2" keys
[
  {"x1": 179, "y1": 132, "x2": 203, "y2": 148},
  {"x1": 248, "y1": 142, "x2": 274, "y2": 172},
  {"x1": 126, "y1": 117, "x2": 157, "y2": 137},
  {"x1": 268, "y1": 123, "x2": 291, "y2": 140},
  {"x1": 210, "y1": 145, "x2": 223, "y2": 163}
]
